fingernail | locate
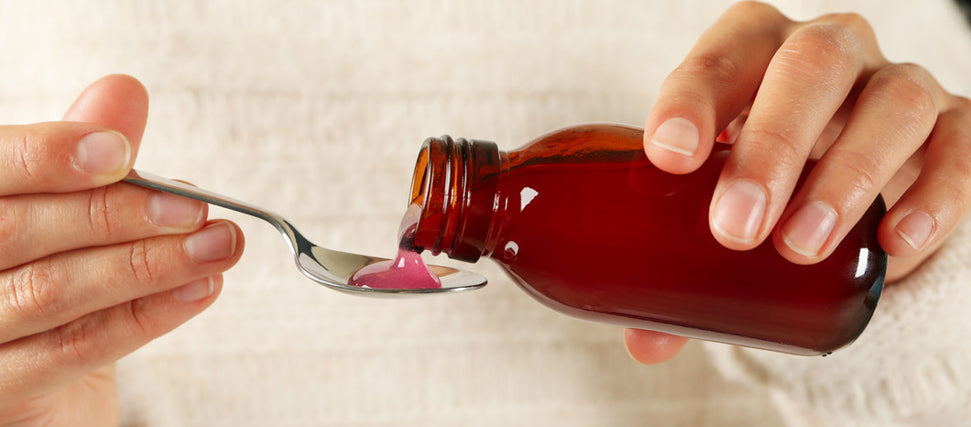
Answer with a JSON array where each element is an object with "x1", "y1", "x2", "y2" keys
[
  {"x1": 147, "y1": 192, "x2": 205, "y2": 230},
  {"x1": 896, "y1": 211, "x2": 934, "y2": 250},
  {"x1": 781, "y1": 201, "x2": 838, "y2": 257},
  {"x1": 651, "y1": 118, "x2": 699, "y2": 156},
  {"x1": 711, "y1": 180, "x2": 767, "y2": 244},
  {"x1": 173, "y1": 277, "x2": 215, "y2": 302},
  {"x1": 76, "y1": 131, "x2": 131, "y2": 176},
  {"x1": 184, "y1": 222, "x2": 236, "y2": 262}
]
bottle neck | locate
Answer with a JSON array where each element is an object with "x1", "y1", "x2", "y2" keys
[{"x1": 407, "y1": 135, "x2": 502, "y2": 262}]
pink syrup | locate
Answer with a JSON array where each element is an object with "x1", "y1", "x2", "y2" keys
[{"x1": 347, "y1": 206, "x2": 442, "y2": 289}]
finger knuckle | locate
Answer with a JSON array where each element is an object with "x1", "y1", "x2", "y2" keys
[
  {"x1": 55, "y1": 315, "x2": 102, "y2": 363},
  {"x1": 743, "y1": 127, "x2": 808, "y2": 169},
  {"x1": 3, "y1": 260, "x2": 61, "y2": 322},
  {"x1": 123, "y1": 298, "x2": 157, "y2": 337},
  {"x1": 127, "y1": 240, "x2": 155, "y2": 283},
  {"x1": 946, "y1": 130, "x2": 971, "y2": 195},
  {"x1": 12, "y1": 130, "x2": 40, "y2": 183},
  {"x1": 780, "y1": 23, "x2": 862, "y2": 79},
  {"x1": 729, "y1": 1, "x2": 784, "y2": 21},
  {"x1": 5, "y1": 126, "x2": 61, "y2": 188},
  {"x1": 674, "y1": 52, "x2": 741, "y2": 90},
  {"x1": 827, "y1": 147, "x2": 883, "y2": 195},
  {"x1": 0, "y1": 203, "x2": 24, "y2": 253},
  {"x1": 86, "y1": 186, "x2": 115, "y2": 238},
  {"x1": 870, "y1": 64, "x2": 938, "y2": 118},
  {"x1": 820, "y1": 12, "x2": 875, "y2": 39}
]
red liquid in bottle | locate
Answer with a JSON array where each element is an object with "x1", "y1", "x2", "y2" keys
[{"x1": 404, "y1": 124, "x2": 886, "y2": 355}]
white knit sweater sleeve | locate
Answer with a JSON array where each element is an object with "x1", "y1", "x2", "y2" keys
[{"x1": 705, "y1": 215, "x2": 971, "y2": 426}]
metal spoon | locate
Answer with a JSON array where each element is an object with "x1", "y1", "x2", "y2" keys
[{"x1": 123, "y1": 171, "x2": 487, "y2": 296}]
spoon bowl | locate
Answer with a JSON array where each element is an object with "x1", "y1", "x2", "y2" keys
[{"x1": 124, "y1": 171, "x2": 487, "y2": 296}]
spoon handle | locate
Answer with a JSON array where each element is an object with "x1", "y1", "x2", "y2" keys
[
  {"x1": 122, "y1": 171, "x2": 277, "y2": 220},
  {"x1": 122, "y1": 171, "x2": 306, "y2": 252}
]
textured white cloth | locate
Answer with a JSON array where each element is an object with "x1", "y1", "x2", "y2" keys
[{"x1": 1, "y1": 0, "x2": 969, "y2": 426}]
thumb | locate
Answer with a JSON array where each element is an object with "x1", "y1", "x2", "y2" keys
[
  {"x1": 0, "y1": 75, "x2": 150, "y2": 195},
  {"x1": 64, "y1": 74, "x2": 150, "y2": 157},
  {"x1": 624, "y1": 328, "x2": 689, "y2": 364}
]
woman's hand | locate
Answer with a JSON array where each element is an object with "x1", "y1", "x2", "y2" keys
[
  {"x1": 0, "y1": 75, "x2": 245, "y2": 426},
  {"x1": 628, "y1": 1, "x2": 971, "y2": 364}
]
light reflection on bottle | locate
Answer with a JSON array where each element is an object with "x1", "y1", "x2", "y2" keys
[{"x1": 855, "y1": 248, "x2": 869, "y2": 279}]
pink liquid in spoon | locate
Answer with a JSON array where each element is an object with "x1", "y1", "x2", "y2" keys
[{"x1": 348, "y1": 206, "x2": 442, "y2": 289}]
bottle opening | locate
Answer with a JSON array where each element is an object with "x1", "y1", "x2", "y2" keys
[
  {"x1": 405, "y1": 139, "x2": 442, "y2": 255},
  {"x1": 410, "y1": 146, "x2": 430, "y2": 207},
  {"x1": 405, "y1": 136, "x2": 501, "y2": 263}
]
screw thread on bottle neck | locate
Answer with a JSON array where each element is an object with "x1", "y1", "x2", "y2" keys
[{"x1": 407, "y1": 135, "x2": 501, "y2": 262}]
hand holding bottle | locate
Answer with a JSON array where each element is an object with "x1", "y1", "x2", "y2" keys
[
  {"x1": 628, "y1": 1, "x2": 971, "y2": 364},
  {"x1": 0, "y1": 75, "x2": 245, "y2": 425}
]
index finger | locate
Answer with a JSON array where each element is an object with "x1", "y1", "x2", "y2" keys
[
  {"x1": 0, "y1": 122, "x2": 133, "y2": 195},
  {"x1": 0, "y1": 74, "x2": 149, "y2": 196},
  {"x1": 644, "y1": 1, "x2": 792, "y2": 174}
]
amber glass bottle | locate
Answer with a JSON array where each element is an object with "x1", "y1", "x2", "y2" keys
[{"x1": 405, "y1": 124, "x2": 886, "y2": 355}]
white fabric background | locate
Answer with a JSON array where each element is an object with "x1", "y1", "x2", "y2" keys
[{"x1": 1, "y1": 1, "x2": 969, "y2": 426}]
